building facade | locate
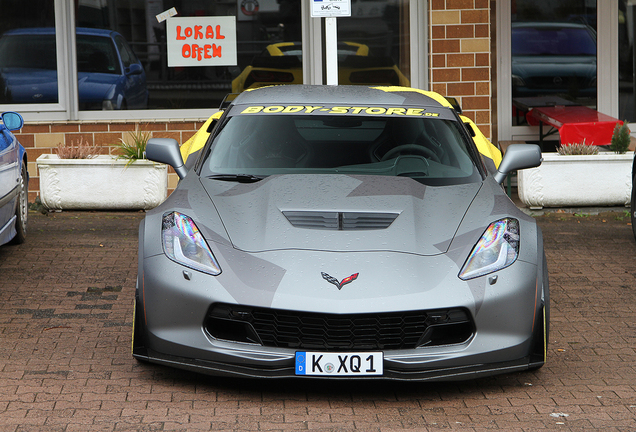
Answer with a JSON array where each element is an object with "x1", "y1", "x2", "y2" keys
[{"x1": 0, "y1": 1, "x2": 631, "y2": 202}]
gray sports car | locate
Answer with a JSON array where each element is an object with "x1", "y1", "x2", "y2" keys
[{"x1": 134, "y1": 85, "x2": 548, "y2": 381}]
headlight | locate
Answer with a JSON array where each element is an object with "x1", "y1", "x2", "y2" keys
[
  {"x1": 162, "y1": 211, "x2": 221, "y2": 276},
  {"x1": 459, "y1": 218, "x2": 519, "y2": 280}
]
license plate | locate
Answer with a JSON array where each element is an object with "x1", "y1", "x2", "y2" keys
[{"x1": 295, "y1": 351, "x2": 383, "y2": 376}]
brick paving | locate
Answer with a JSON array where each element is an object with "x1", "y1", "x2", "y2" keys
[{"x1": 0, "y1": 209, "x2": 635, "y2": 431}]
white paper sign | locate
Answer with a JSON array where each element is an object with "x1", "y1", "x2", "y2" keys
[
  {"x1": 311, "y1": 0, "x2": 351, "y2": 17},
  {"x1": 166, "y1": 16, "x2": 237, "y2": 67},
  {"x1": 156, "y1": 7, "x2": 177, "y2": 23}
]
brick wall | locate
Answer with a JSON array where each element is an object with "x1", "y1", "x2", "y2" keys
[
  {"x1": 429, "y1": 0, "x2": 492, "y2": 139},
  {"x1": 16, "y1": 119, "x2": 206, "y2": 204}
]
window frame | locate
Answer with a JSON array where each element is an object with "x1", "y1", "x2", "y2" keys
[
  {"x1": 2, "y1": 0, "x2": 427, "y2": 122},
  {"x1": 496, "y1": 0, "x2": 621, "y2": 143}
]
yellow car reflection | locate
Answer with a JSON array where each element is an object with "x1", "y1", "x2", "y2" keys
[{"x1": 231, "y1": 42, "x2": 410, "y2": 93}]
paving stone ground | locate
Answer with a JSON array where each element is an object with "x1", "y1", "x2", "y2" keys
[{"x1": 0, "y1": 209, "x2": 635, "y2": 431}]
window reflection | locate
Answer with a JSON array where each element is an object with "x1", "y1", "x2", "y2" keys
[
  {"x1": 337, "y1": 0, "x2": 410, "y2": 87},
  {"x1": 76, "y1": 0, "x2": 302, "y2": 110},
  {"x1": 511, "y1": 0, "x2": 597, "y2": 126},
  {"x1": 0, "y1": 1, "x2": 56, "y2": 105},
  {"x1": 619, "y1": 0, "x2": 635, "y2": 122}
]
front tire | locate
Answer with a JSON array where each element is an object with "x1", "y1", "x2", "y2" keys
[{"x1": 10, "y1": 161, "x2": 27, "y2": 244}]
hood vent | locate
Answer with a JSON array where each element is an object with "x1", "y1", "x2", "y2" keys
[{"x1": 283, "y1": 211, "x2": 399, "y2": 230}]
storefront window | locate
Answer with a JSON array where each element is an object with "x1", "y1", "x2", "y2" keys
[
  {"x1": 0, "y1": 1, "x2": 57, "y2": 105},
  {"x1": 511, "y1": 0, "x2": 597, "y2": 126},
  {"x1": 337, "y1": 0, "x2": 410, "y2": 87},
  {"x1": 76, "y1": 0, "x2": 302, "y2": 110},
  {"x1": 619, "y1": 0, "x2": 635, "y2": 122}
]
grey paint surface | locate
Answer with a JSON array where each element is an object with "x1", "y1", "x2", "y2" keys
[{"x1": 134, "y1": 85, "x2": 548, "y2": 381}]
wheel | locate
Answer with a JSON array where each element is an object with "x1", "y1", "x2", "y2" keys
[
  {"x1": 631, "y1": 175, "x2": 636, "y2": 241},
  {"x1": 9, "y1": 161, "x2": 27, "y2": 245},
  {"x1": 381, "y1": 144, "x2": 441, "y2": 163}
]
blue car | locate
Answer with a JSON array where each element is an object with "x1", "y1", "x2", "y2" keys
[
  {"x1": 0, "y1": 111, "x2": 27, "y2": 246},
  {"x1": 511, "y1": 22, "x2": 597, "y2": 99},
  {"x1": 0, "y1": 27, "x2": 147, "y2": 110}
]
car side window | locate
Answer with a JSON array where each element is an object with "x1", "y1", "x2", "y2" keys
[
  {"x1": 115, "y1": 35, "x2": 140, "y2": 69},
  {"x1": 115, "y1": 36, "x2": 132, "y2": 69}
]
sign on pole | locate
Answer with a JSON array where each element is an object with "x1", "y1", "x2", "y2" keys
[{"x1": 166, "y1": 16, "x2": 237, "y2": 67}]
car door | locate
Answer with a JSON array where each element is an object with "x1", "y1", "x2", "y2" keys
[{"x1": 0, "y1": 125, "x2": 18, "y2": 226}]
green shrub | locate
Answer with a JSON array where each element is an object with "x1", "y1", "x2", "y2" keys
[
  {"x1": 610, "y1": 121, "x2": 631, "y2": 154},
  {"x1": 116, "y1": 128, "x2": 151, "y2": 166}
]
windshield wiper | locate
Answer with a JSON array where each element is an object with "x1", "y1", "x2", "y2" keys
[{"x1": 207, "y1": 174, "x2": 265, "y2": 183}]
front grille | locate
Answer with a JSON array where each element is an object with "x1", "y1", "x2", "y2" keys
[
  {"x1": 204, "y1": 304, "x2": 474, "y2": 351},
  {"x1": 283, "y1": 211, "x2": 399, "y2": 230}
]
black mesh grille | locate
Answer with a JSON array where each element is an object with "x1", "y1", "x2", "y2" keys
[
  {"x1": 204, "y1": 304, "x2": 474, "y2": 350},
  {"x1": 282, "y1": 211, "x2": 399, "y2": 230}
]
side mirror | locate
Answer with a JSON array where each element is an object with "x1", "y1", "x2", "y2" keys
[
  {"x1": 493, "y1": 144, "x2": 542, "y2": 184},
  {"x1": 146, "y1": 138, "x2": 188, "y2": 179},
  {"x1": 1, "y1": 111, "x2": 23, "y2": 131},
  {"x1": 126, "y1": 63, "x2": 143, "y2": 76}
]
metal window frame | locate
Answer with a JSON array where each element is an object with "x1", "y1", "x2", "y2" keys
[{"x1": 497, "y1": 0, "x2": 620, "y2": 142}]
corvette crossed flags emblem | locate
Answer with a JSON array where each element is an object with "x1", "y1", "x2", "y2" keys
[{"x1": 321, "y1": 272, "x2": 359, "y2": 290}]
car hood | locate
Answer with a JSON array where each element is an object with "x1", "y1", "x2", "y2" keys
[
  {"x1": 77, "y1": 72, "x2": 117, "y2": 101},
  {"x1": 0, "y1": 68, "x2": 58, "y2": 103},
  {"x1": 200, "y1": 174, "x2": 481, "y2": 255}
]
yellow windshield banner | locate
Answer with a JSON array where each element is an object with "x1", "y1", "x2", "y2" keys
[{"x1": 240, "y1": 105, "x2": 441, "y2": 117}]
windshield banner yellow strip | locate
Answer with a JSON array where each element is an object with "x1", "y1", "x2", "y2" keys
[{"x1": 240, "y1": 105, "x2": 441, "y2": 117}]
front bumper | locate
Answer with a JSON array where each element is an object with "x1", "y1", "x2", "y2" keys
[{"x1": 134, "y1": 245, "x2": 544, "y2": 380}]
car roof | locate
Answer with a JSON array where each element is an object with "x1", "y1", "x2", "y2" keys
[
  {"x1": 3, "y1": 27, "x2": 118, "y2": 38},
  {"x1": 231, "y1": 85, "x2": 455, "y2": 109},
  {"x1": 511, "y1": 22, "x2": 593, "y2": 30}
]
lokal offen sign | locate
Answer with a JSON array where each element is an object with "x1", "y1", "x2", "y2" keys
[{"x1": 166, "y1": 16, "x2": 237, "y2": 67}]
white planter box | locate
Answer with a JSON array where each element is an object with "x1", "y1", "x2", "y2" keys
[
  {"x1": 517, "y1": 153, "x2": 633, "y2": 209},
  {"x1": 36, "y1": 154, "x2": 168, "y2": 210}
]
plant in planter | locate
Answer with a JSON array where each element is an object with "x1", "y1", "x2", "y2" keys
[
  {"x1": 518, "y1": 137, "x2": 633, "y2": 209},
  {"x1": 556, "y1": 139, "x2": 599, "y2": 155},
  {"x1": 36, "y1": 129, "x2": 167, "y2": 211},
  {"x1": 610, "y1": 121, "x2": 630, "y2": 154},
  {"x1": 115, "y1": 128, "x2": 151, "y2": 166},
  {"x1": 56, "y1": 136, "x2": 99, "y2": 159}
]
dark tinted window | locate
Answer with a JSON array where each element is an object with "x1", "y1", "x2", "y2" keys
[
  {"x1": 512, "y1": 26, "x2": 596, "y2": 56},
  {"x1": 77, "y1": 35, "x2": 120, "y2": 74},
  {"x1": 0, "y1": 34, "x2": 56, "y2": 69}
]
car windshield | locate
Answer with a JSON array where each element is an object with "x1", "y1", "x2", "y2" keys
[
  {"x1": 0, "y1": 33, "x2": 120, "y2": 74},
  {"x1": 512, "y1": 26, "x2": 596, "y2": 56},
  {"x1": 202, "y1": 110, "x2": 482, "y2": 186},
  {"x1": 0, "y1": 34, "x2": 57, "y2": 70}
]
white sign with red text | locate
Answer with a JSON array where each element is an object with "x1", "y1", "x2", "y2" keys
[{"x1": 166, "y1": 17, "x2": 237, "y2": 67}]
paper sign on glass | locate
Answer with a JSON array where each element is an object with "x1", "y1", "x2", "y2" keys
[
  {"x1": 166, "y1": 16, "x2": 237, "y2": 67},
  {"x1": 311, "y1": 0, "x2": 351, "y2": 18}
]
